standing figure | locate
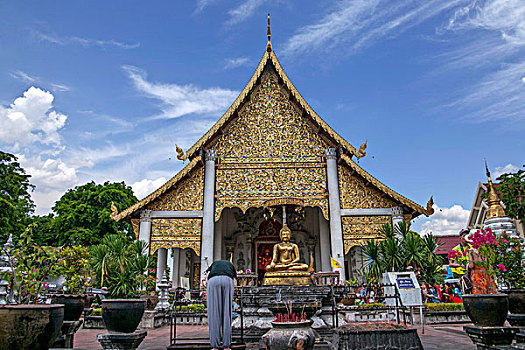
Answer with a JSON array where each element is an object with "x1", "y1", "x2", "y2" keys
[{"x1": 205, "y1": 260, "x2": 237, "y2": 350}]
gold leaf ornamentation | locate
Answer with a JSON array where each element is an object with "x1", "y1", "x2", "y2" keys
[
  {"x1": 338, "y1": 165, "x2": 397, "y2": 209},
  {"x1": 146, "y1": 166, "x2": 204, "y2": 211},
  {"x1": 342, "y1": 216, "x2": 391, "y2": 254},
  {"x1": 150, "y1": 218, "x2": 202, "y2": 255}
]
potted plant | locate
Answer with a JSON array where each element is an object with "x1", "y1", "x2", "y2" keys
[
  {"x1": 51, "y1": 245, "x2": 91, "y2": 321},
  {"x1": 450, "y1": 228, "x2": 508, "y2": 326},
  {"x1": 0, "y1": 228, "x2": 65, "y2": 350},
  {"x1": 90, "y1": 235, "x2": 146, "y2": 333},
  {"x1": 493, "y1": 232, "x2": 525, "y2": 315}
]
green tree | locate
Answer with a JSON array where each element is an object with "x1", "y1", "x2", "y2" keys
[
  {"x1": 30, "y1": 214, "x2": 56, "y2": 246},
  {"x1": 0, "y1": 151, "x2": 34, "y2": 243},
  {"x1": 496, "y1": 165, "x2": 525, "y2": 222},
  {"x1": 51, "y1": 181, "x2": 137, "y2": 246}
]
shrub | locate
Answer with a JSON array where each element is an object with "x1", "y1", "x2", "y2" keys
[
  {"x1": 424, "y1": 303, "x2": 464, "y2": 312},
  {"x1": 91, "y1": 308, "x2": 102, "y2": 316}
]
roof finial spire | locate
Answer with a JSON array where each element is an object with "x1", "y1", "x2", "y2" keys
[
  {"x1": 484, "y1": 159, "x2": 506, "y2": 219},
  {"x1": 266, "y1": 13, "x2": 272, "y2": 52}
]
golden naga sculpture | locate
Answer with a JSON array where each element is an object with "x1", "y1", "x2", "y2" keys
[
  {"x1": 267, "y1": 224, "x2": 309, "y2": 272},
  {"x1": 175, "y1": 144, "x2": 187, "y2": 161},
  {"x1": 110, "y1": 201, "x2": 118, "y2": 219},
  {"x1": 425, "y1": 196, "x2": 435, "y2": 215},
  {"x1": 356, "y1": 140, "x2": 367, "y2": 159},
  {"x1": 263, "y1": 224, "x2": 313, "y2": 286}
]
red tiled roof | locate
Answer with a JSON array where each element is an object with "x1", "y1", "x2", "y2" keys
[{"x1": 435, "y1": 235, "x2": 461, "y2": 255}]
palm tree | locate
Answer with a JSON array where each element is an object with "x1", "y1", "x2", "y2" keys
[{"x1": 361, "y1": 239, "x2": 383, "y2": 280}]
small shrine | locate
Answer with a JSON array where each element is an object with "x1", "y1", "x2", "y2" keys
[{"x1": 112, "y1": 15, "x2": 434, "y2": 289}]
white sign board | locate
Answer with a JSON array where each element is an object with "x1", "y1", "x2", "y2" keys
[{"x1": 382, "y1": 272, "x2": 422, "y2": 307}]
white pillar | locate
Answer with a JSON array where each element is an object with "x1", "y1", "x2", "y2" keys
[
  {"x1": 200, "y1": 149, "x2": 217, "y2": 285},
  {"x1": 392, "y1": 207, "x2": 404, "y2": 237},
  {"x1": 319, "y1": 213, "x2": 331, "y2": 272},
  {"x1": 214, "y1": 220, "x2": 222, "y2": 261},
  {"x1": 156, "y1": 247, "x2": 168, "y2": 289},
  {"x1": 171, "y1": 248, "x2": 180, "y2": 288},
  {"x1": 138, "y1": 210, "x2": 152, "y2": 244},
  {"x1": 325, "y1": 148, "x2": 345, "y2": 279}
]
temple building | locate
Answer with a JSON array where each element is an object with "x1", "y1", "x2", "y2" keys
[
  {"x1": 468, "y1": 165, "x2": 522, "y2": 238},
  {"x1": 112, "y1": 17, "x2": 434, "y2": 289}
]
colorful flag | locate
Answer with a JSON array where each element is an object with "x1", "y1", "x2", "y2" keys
[{"x1": 331, "y1": 256, "x2": 342, "y2": 268}]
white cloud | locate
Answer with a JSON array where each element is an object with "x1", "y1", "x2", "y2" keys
[
  {"x1": 10, "y1": 70, "x2": 38, "y2": 83},
  {"x1": 493, "y1": 163, "x2": 519, "y2": 178},
  {"x1": 195, "y1": 0, "x2": 218, "y2": 13},
  {"x1": 122, "y1": 65, "x2": 239, "y2": 120},
  {"x1": 419, "y1": 204, "x2": 470, "y2": 236},
  {"x1": 227, "y1": 0, "x2": 266, "y2": 26},
  {"x1": 224, "y1": 57, "x2": 252, "y2": 69},
  {"x1": 50, "y1": 83, "x2": 70, "y2": 92},
  {"x1": 131, "y1": 177, "x2": 167, "y2": 200},
  {"x1": 0, "y1": 87, "x2": 67, "y2": 148},
  {"x1": 282, "y1": 0, "x2": 464, "y2": 57},
  {"x1": 16, "y1": 154, "x2": 78, "y2": 214},
  {"x1": 33, "y1": 30, "x2": 140, "y2": 49}
]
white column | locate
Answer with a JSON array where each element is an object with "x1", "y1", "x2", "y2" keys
[
  {"x1": 156, "y1": 247, "x2": 168, "y2": 289},
  {"x1": 138, "y1": 210, "x2": 152, "y2": 244},
  {"x1": 200, "y1": 149, "x2": 217, "y2": 284},
  {"x1": 392, "y1": 207, "x2": 404, "y2": 237},
  {"x1": 171, "y1": 248, "x2": 180, "y2": 288},
  {"x1": 325, "y1": 148, "x2": 345, "y2": 279},
  {"x1": 214, "y1": 220, "x2": 222, "y2": 261},
  {"x1": 319, "y1": 213, "x2": 331, "y2": 272}
]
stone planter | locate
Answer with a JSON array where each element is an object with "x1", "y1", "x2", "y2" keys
[
  {"x1": 101, "y1": 299, "x2": 145, "y2": 333},
  {"x1": 0, "y1": 304, "x2": 64, "y2": 350},
  {"x1": 462, "y1": 293, "x2": 508, "y2": 326},
  {"x1": 506, "y1": 288, "x2": 525, "y2": 314},
  {"x1": 261, "y1": 320, "x2": 317, "y2": 350},
  {"x1": 52, "y1": 294, "x2": 86, "y2": 321},
  {"x1": 333, "y1": 323, "x2": 422, "y2": 350},
  {"x1": 139, "y1": 295, "x2": 158, "y2": 310}
]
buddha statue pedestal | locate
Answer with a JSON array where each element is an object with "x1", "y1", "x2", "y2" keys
[{"x1": 263, "y1": 270, "x2": 312, "y2": 286}]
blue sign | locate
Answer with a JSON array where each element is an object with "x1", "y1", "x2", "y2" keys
[{"x1": 397, "y1": 278, "x2": 415, "y2": 289}]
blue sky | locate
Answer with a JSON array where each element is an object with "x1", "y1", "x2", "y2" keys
[{"x1": 0, "y1": 0, "x2": 523, "y2": 235}]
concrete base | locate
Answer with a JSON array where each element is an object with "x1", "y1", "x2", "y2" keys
[
  {"x1": 137, "y1": 310, "x2": 171, "y2": 329},
  {"x1": 96, "y1": 330, "x2": 147, "y2": 350},
  {"x1": 52, "y1": 320, "x2": 83, "y2": 348},
  {"x1": 263, "y1": 271, "x2": 312, "y2": 286},
  {"x1": 463, "y1": 325, "x2": 519, "y2": 350}
]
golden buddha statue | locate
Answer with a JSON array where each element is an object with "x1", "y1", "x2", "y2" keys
[
  {"x1": 267, "y1": 224, "x2": 309, "y2": 272},
  {"x1": 263, "y1": 224, "x2": 313, "y2": 286}
]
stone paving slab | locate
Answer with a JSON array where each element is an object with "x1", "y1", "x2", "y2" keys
[{"x1": 74, "y1": 323, "x2": 476, "y2": 350}]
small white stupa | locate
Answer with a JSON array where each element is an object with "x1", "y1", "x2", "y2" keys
[{"x1": 482, "y1": 162, "x2": 518, "y2": 237}]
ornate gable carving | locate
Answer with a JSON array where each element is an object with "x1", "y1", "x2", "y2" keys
[
  {"x1": 338, "y1": 165, "x2": 397, "y2": 209},
  {"x1": 213, "y1": 67, "x2": 329, "y2": 161},
  {"x1": 146, "y1": 165, "x2": 204, "y2": 211}
]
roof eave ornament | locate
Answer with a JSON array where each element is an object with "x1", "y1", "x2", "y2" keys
[
  {"x1": 485, "y1": 159, "x2": 506, "y2": 219},
  {"x1": 267, "y1": 13, "x2": 272, "y2": 52}
]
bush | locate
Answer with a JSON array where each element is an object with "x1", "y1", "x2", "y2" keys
[
  {"x1": 91, "y1": 308, "x2": 102, "y2": 316},
  {"x1": 355, "y1": 303, "x2": 386, "y2": 309},
  {"x1": 424, "y1": 303, "x2": 464, "y2": 312}
]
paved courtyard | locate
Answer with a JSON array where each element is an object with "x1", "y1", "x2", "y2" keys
[{"x1": 74, "y1": 323, "x2": 475, "y2": 349}]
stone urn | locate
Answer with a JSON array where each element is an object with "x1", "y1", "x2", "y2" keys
[
  {"x1": 506, "y1": 288, "x2": 525, "y2": 314},
  {"x1": 260, "y1": 320, "x2": 317, "y2": 350},
  {"x1": 0, "y1": 304, "x2": 64, "y2": 350},
  {"x1": 463, "y1": 293, "x2": 508, "y2": 326},
  {"x1": 102, "y1": 299, "x2": 145, "y2": 333},
  {"x1": 52, "y1": 294, "x2": 86, "y2": 321}
]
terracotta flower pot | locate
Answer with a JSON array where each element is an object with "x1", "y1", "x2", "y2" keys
[
  {"x1": 52, "y1": 294, "x2": 86, "y2": 321},
  {"x1": 101, "y1": 299, "x2": 145, "y2": 333},
  {"x1": 0, "y1": 304, "x2": 64, "y2": 350},
  {"x1": 463, "y1": 293, "x2": 508, "y2": 326}
]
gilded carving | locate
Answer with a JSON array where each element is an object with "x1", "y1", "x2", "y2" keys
[
  {"x1": 150, "y1": 218, "x2": 202, "y2": 255},
  {"x1": 342, "y1": 216, "x2": 391, "y2": 253},
  {"x1": 146, "y1": 166, "x2": 204, "y2": 211},
  {"x1": 131, "y1": 218, "x2": 140, "y2": 240},
  {"x1": 212, "y1": 69, "x2": 329, "y2": 161},
  {"x1": 338, "y1": 165, "x2": 397, "y2": 209},
  {"x1": 215, "y1": 164, "x2": 328, "y2": 221}
]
